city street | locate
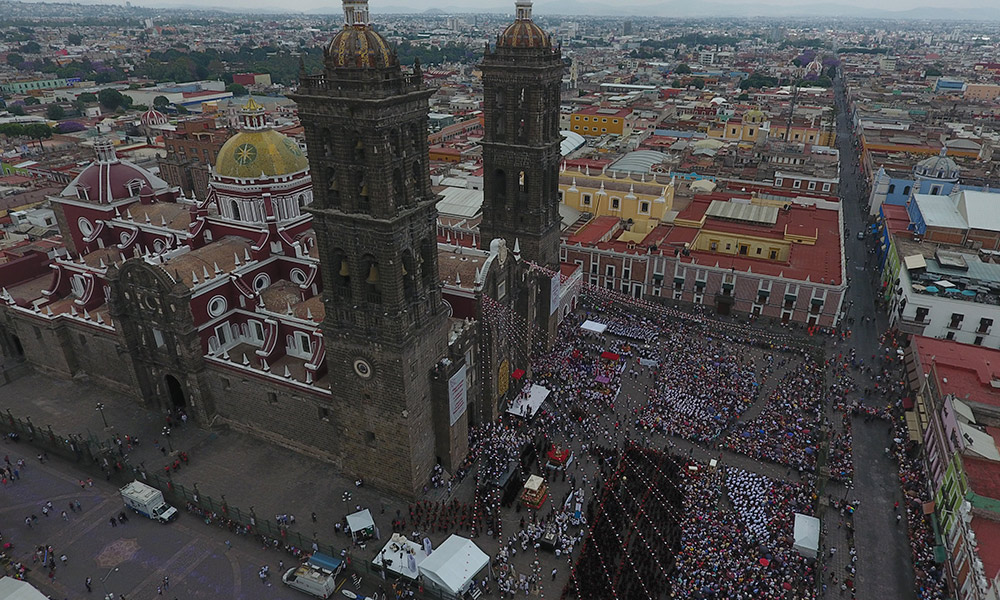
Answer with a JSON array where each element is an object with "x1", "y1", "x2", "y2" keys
[{"x1": 828, "y1": 72, "x2": 917, "y2": 600}]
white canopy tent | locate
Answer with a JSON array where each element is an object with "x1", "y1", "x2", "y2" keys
[
  {"x1": 417, "y1": 535, "x2": 490, "y2": 596},
  {"x1": 346, "y1": 508, "x2": 375, "y2": 541},
  {"x1": 793, "y1": 513, "x2": 820, "y2": 558},
  {"x1": 580, "y1": 320, "x2": 607, "y2": 334},
  {"x1": 0, "y1": 577, "x2": 49, "y2": 600},
  {"x1": 506, "y1": 384, "x2": 550, "y2": 418},
  {"x1": 373, "y1": 533, "x2": 428, "y2": 580}
]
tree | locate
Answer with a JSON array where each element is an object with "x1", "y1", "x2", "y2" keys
[
  {"x1": 77, "y1": 92, "x2": 97, "y2": 104},
  {"x1": 46, "y1": 104, "x2": 66, "y2": 120},
  {"x1": 23, "y1": 123, "x2": 52, "y2": 150},
  {"x1": 0, "y1": 123, "x2": 25, "y2": 138},
  {"x1": 23, "y1": 96, "x2": 40, "y2": 105},
  {"x1": 674, "y1": 63, "x2": 692, "y2": 74},
  {"x1": 98, "y1": 88, "x2": 127, "y2": 111},
  {"x1": 226, "y1": 83, "x2": 247, "y2": 97},
  {"x1": 153, "y1": 95, "x2": 170, "y2": 108},
  {"x1": 68, "y1": 33, "x2": 83, "y2": 45},
  {"x1": 22, "y1": 41, "x2": 41, "y2": 54},
  {"x1": 175, "y1": 105, "x2": 188, "y2": 114},
  {"x1": 6, "y1": 53, "x2": 24, "y2": 67},
  {"x1": 691, "y1": 78, "x2": 705, "y2": 89},
  {"x1": 8, "y1": 104, "x2": 25, "y2": 116},
  {"x1": 925, "y1": 66, "x2": 942, "y2": 77}
]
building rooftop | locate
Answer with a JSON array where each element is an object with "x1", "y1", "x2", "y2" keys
[
  {"x1": 912, "y1": 336, "x2": 1000, "y2": 410},
  {"x1": 912, "y1": 194, "x2": 967, "y2": 230}
]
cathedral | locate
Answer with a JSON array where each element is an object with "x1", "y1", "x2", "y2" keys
[{"x1": 0, "y1": 0, "x2": 571, "y2": 498}]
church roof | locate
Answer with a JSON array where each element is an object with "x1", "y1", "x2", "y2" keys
[
  {"x1": 214, "y1": 129, "x2": 308, "y2": 180},
  {"x1": 497, "y1": 0, "x2": 551, "y2": 50}
]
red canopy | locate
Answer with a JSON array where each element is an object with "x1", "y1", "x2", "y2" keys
[
  {"x1": 511, "y1": 369, "x2": 526, "y2": 380},
  {"x1": 600, "y1": 351, "x2": 620, "y2": 361},
  {"x1": 902, "y1": 397, "x2": 914, "y2": 410}
]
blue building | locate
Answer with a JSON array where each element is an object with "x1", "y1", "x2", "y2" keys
[{"x1": 868, "y1": 150, "x2": 961, "y2": 216}]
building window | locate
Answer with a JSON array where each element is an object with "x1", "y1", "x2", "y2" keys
[
  {"x1": 605, "y1": 265, "x2": 615, "y2": 278},
  {"x1": 756, "y1": 247, "x2": 762, "y2": 255},
  {"x1": 775, "y1": 178, "x2": 783, "y2": 186},
  {"x1": 639, "y1": 201, "x2": 650, "y2": 214},
  {"x1": 903, "y1": 185, "x2": 911, "y2": 196},
  {"x1": 949, "y1": 313, "x2": 964, "y2": 329},
  {"x1": 318, "y1": 407, "x2": 330, "y2": 420},
  {"x1": 214, "y1": 323, "x2": 232, "y2": 348},
  {"x1": 792, "y1": 180, "x2": 801, "y2": 189},
  {"x1": 710, "y1": 241, "x2": 718, "y2": 251},
  {"x1": 152, "y1": 328, "x2": 165, "y2": 348},
  {"x1": 946, "y1": 331, "x2": 955, "y2": 340},
  {"x1": 915, "y1": 307, "x2": 929, "y2": 323},
  {"x1": 208, "y1": 295, "x2": 227, "y2": 317},
  {"x1": 739, "y1": 245, "x2": 749, "y2": 255},
  {"x1": 978, "y1": 318, "x2": 993, "y2": 333},
  {"x1": 975, "y1": 336, "x2": 984, "y2": 346},
  {"x1": 807, "y1": 181, "x2": 816, "y2": 190},
  {"x1": 582, "y1": 194, "x2": 592, "y2": 207},
  {"x1": 249, "y1": 319, "x2": 265, "y2": 344},
  {"x1": 769, "y1": 249, "x2": 778, "y2": 259},
  {"x1": 888, "y1": 184, "x2": 896, "y2": 194},
  {"x1": 611, "y1": 197, "x2": 621, "y2": 210},
  {"x1": 822, "y1": 183, "x2": 831, "y2": 192}
]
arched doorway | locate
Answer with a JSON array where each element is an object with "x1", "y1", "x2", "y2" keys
[{"x1": 164, "y1": 374, "x2": 186, "y2": 409}]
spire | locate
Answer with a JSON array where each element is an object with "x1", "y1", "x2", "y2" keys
[
  {"x1": 343, "y1": 0, "x2": 371, "y2": 27},
  {"x1": 515, "y1": 0, "x2": 533, "y2": 20}
]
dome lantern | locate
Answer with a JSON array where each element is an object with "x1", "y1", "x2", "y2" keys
[
  {"x1": 343, "y1": 0, "x2": 370, "y2": 27},
  {"x1": 240, "y1": 97, "x2": 268, "y2": 131},
  {"x1": 497, "y1": 0, "x2": 552, "y2": 50},
  {"x1": 93, "y1": 137, "x2": 119, "y2": 164},
  {"x1": 515, "y1": 0, "x2": 532, "y2": 20}
]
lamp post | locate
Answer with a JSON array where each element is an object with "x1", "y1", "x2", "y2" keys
[
  {"x1": 96, "y1": 403, "x2": 109, "y2": 429},
  {"x1": 100, "y1": 565, "x2": 119, "y2": 600},
  {"x1": 161, "y1": 427, "x2": 173, "y2": 452}
]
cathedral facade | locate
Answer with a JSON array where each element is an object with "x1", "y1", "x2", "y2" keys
[{"x1": 0, "y1": 0, "x2": 568, "y2": 499}]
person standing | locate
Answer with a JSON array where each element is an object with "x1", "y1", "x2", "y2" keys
[{"x1": 85, "y1": 577, "x2": 92, "y2": 592}]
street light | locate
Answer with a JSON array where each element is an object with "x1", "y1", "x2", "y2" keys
[
  {"x1": 100, "y1": 566, "x2": 119, "y2": 600},
  {"x1": 96, "y1": 403, "x2": 108, "y2": 429},
  {"x1": 161, "y1": 427, "x2": 173, "y2": 452}
]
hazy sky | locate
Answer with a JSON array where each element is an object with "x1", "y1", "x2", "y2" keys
[{"x1": 18, "y1": 0, "x2": 991, "y2": 11}]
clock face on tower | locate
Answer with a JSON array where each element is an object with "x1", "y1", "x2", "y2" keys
[{"x1": 353, "y1": 358, "x2": 373, "y2": 379}]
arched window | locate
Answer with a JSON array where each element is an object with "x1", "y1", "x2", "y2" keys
[
  {"x1": 402, "y1": 250, "x2": 417, "y2": 301},
  {"x1": 412, "y1": 160, "x2": 421, "y2": 192},
  {"x1": 326, "y1": 168, "x2": 340, "y2": 207},
  {"x1": 230, "y1": 199, "x2": 241, "y2": 221},
  {"x1": 903, "y1": 186, "x2": 911, "y2": 196},
  {"x1": 356, "y1": 171, "x2": 369, "y2": 213},
  {"x1": 322, "y1": 128, "x2": 333, "y2": 157},
  {"x1": 332, "y1": 250, "x2": 350, "y2": 299},
  {"x1": 362, "y1": 254, "x2": 381, "y2": 304},
  {"x1": 394, "y1": 168, "x2": 406, "y2": 204},
  {"x1": 494, "y1": 170, "x2": 507, "y2": 205},
  {"x1": 888, "y1": 184, "x2": 895, "y2": 194},
  {"x1": 420, "y1": 239, "x2": 435, "y2": 287}
]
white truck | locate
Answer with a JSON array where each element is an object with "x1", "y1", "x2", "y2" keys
[
  {"x1": 282, "y1": 552, "x2": 344, "y2": 599},
  {"x1": 120, "y1": 480, "x2": 178, "y2": 523}
]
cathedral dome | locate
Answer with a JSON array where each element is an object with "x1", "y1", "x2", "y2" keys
[
  {"x1": 140, "y1": 107, "x2": 168, "y2": 127},
  {"x1": 497, "y1": 1, "x2": 551, "y2": 49},
  {"x1": 63, "y1": 138, "x2": 170, "y2": 203},
  {"x1": 214, "y1": 98, "x2": 308, "y2": 179},
  {"x1": 326, "y1": 0, "x2": 397, "y2": 69},
  {"x1": 913, "y1": 149, "x2": 960, "y2": 181}
]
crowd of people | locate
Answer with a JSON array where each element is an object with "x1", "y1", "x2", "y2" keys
[{"x1": 723, "y1": 359, "x2": 825, "y2": 473}]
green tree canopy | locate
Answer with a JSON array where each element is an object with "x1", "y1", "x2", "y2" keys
[
  {"x1": 22, "y1": 41, "x2": 41, "y2": 54},
  {"x1": 6, "y1": 53, "x2": 24, "y2": 67},
  {"x1": 152, "y1": 95, "x2": 170, "y2": 108},
  {"x1": 925, "y1": 66, "x2": 942, "y2": 77},
  {"x1": 0, "y1": 123, "x2": 25, "y2": 138},
  {"x1": 226, "y1": 83, "x2": 247, "y2": 97},
  {"x1": 674, "y1": 63, "x2": 692, "y2": 74},
  {"x1": 98, "y1": 88, "x2": 127, "y2": 111},
  {"x1": 23, "y1": 96, "x2": 40, "y2": 105},
  {"x1": 67, "y1": 33, "x2": 83, "y2": 45},
  {"x1": 77, "y1": 92, "x2": 97, "y2": 103},
  {"x1": 23, "y1": 123, "x2": 53, "y2": 140},
  {"x1": 8, "y1": 104, "x2": 26, "y2": 116},
  {"x1": 46, "y1": 104, "x2": 66, "y2": 120}
]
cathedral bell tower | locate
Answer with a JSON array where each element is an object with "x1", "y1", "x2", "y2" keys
[
  {"x1": 480, "y1": 0, "x2": 564, "y2": 270},
  {"x1": 289, "y1": 0, "x2": 450, "y2": 498}
]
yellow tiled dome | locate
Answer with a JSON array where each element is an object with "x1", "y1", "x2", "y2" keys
[
  {"x1": 215, "y1": 129, "x2": 308, "y2": 179},
  {"x1": 326, "y1": 26, "x2": 397, "y2": 69},
  {"x1": 498, "y1": 20, "x2": 551, "y2": 49}
]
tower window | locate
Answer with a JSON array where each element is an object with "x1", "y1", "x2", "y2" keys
[{"x1": 230, "y1": 199, "x2": 241, "y2": 221}]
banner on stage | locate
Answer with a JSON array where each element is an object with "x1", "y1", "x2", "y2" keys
[{"x1": 448, "y1": 365, "x2": 467, "y2": 426}]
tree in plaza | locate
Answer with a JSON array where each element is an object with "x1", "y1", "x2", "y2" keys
[
  {"x1": 153, "y1": 95, "x2": 170, "y2": 108},
  {"x1": 46, "y1": 104, "x2": 66, "y2": 120},
  {"x1": 98, "y1": 88, "x2": 127, "y2": 111}
]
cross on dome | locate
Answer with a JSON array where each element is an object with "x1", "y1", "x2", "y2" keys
[
  {"x1": 515, "y1": 0, "x2": 533, "y2": 20},
  {"x1": 343, "y1": 0, "x2": 371, "y2": 27}
]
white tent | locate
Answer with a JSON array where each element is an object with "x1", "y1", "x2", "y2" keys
[
  {"x1": 506, "y1": 384, "x2": 550, "y2": 418},
  {"x1": 580, "y1": 320, "x2": 607, "y2": 334},
  {"x1": 346, "y1": 509, "x2": 375, "y2": 541},
  {"x1": 793, "y1": 513, "x2": 820, "y2": 558},
  {"x1": 373, "y1": 533, "x2": 428, "y2": 580},
  {"x1": 417, "y1": 535, "x2": 489, "y2": 595},
  {"x1": 0, "y1": 577, "x2": 49, "y2": 600}
]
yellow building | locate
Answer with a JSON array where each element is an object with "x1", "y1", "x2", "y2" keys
[
  {"x1": 570, "y1": 106, "x2": 631, "y2": 137},
  {"x1": 767, "y1": 123, "x2": 836, "y2": 146},
  {"x1": 964, "y1": 83, "x2": 1000, "y2": 102},
  {"x1": 558, "y1": 168, "x2": 675, "y2": 234},
  {"x1": 706, "y1": 108, "x2": 769, "y2": 144}
]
